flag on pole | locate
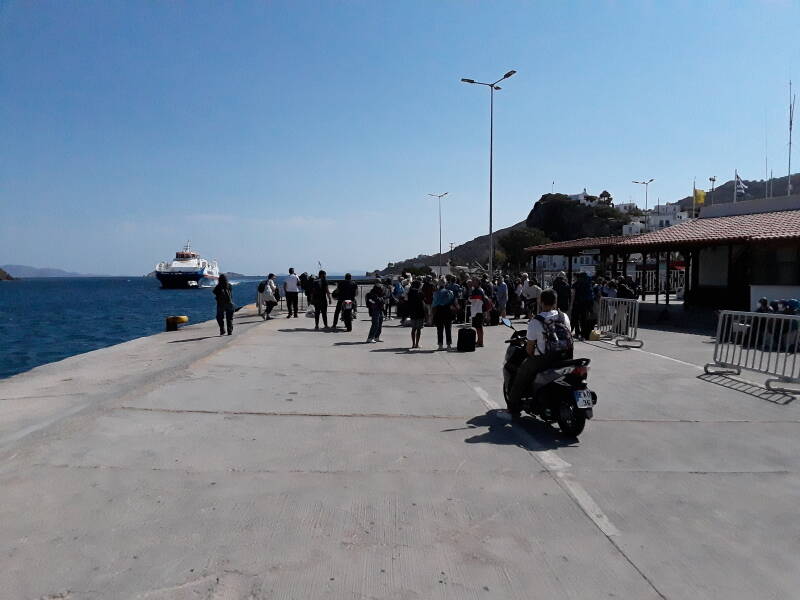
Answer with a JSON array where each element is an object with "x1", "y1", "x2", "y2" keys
[
  {"x1": 735, "y1": 171, "x2": 748, "y2": 198},
  {"x1": 694, "y1": 188, "x2": 706, "y2": 205}
]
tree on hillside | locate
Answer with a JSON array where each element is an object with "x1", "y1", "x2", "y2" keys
[
  {"x1": 497, "y1": 228, "x2": 550, "y2": 271},
  {"x1": 525, "y1": 194, "x2": 630, "y2": 241},
  {"x1": 599, "y1": 190, "x2": 613, "y2": 206}
]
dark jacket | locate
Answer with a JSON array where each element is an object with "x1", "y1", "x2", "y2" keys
[
  {"x1": 311, "y1": 279, "x2": 330, "y2": 305},
  {"x1": 213, "y1": 283, "x2": 234, "y2": 309},
  {"x1": 337, "y1": 279, "x2": 358, "y2": 301}
]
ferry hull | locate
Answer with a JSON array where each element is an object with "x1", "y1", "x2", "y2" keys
[{"x1": 156, "y1": 271, "x2": 207, "y2": 289}]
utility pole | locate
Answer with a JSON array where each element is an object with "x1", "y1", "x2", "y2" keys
[
  {"x1": 427, "y1": 193, "x2": 448, "y2": 277},
  {"x1": 789, "y1": 80, "x2": 796, "y2": 196},
  {"x1": 709, "y1": 176, "x2": 716, "y2": 205},
  {"x1": 633, "y1": 179, "x2": 654, "y2": 231},
  {"x1": 461, "y1": 69, "x2": 517, "y2": 279}
]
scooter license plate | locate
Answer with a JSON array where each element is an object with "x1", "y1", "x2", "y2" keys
[{"x1": 574, "y1": 390, "x2": 593, "y2": 408}]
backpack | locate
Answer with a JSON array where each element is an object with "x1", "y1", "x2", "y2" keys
[
  {"x1": 534, "y1": 311, "x2": 573, "y2": 361},
  {"x1": 257, "y1": 280, "x2": 267, "y2": 293}
]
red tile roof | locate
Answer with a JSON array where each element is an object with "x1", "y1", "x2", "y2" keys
[
  {"x1": 525, "y1": 209, "x2": 800, "y2": 254},
  {"x1": 525, "y1": 235, "x2": 632, "y2": 254},
  {"x1": 618, "y1": 209, "x2": 800, "y2": 249}
]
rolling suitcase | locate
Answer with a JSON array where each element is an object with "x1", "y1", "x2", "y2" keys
[
  {"x1": 457, "y1": 327, "x2": 477, "y2": 352},
  {"x1": 490, "y1": 308, "x2": 500, "y2": 326}
]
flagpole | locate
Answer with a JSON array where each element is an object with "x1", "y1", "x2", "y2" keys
[
  {"x1": 734, "y1": 170, "x2": 737, "y2": 204},
  {"x1": 693, "y1": 178, "x2": 696, "y2": 218}
]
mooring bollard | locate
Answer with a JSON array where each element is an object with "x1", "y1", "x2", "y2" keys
[{"x1": 165, "y1": 315, "x2": 189, "y2": 331}]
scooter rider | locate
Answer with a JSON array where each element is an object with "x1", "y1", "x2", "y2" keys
[
  {"x1": 507, "y1": 289, "x2": 572, "y2": 419},
  {"x1": 332, "y1": 273, "x2": 358, "y2": 329}
]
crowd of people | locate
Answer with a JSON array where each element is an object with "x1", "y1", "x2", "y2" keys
[{"x1": 210, "y1": 266, "x2": 643, "y2": 346}]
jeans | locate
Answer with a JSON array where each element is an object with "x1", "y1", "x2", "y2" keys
[
  {"x1": 216, "y1": 305, "x2": 234, "y2": 334},
  {"x1": 368, "y1": 311, "x2": 383, "y2": 340},
  {"x1": 434, "y1": 306, "x2": 452, "y2": 346},
  {"x1": 508, "y1": 355, "x2": 550, "y2": 415},
  {"x1": 286, "y1": 292, "x2": 299, "y2": 317}
]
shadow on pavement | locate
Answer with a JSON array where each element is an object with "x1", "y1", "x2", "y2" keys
[
  {"x1": 697, "y1": 373, "x2": 796, "y2": 405},
  {"x1": 235, "y1": 320, "x2": 264, "y2": 325},
  {"x1": 277, "y1": 328, "x2": 319, "y2": 333},
  {"x1": 167, "y1": 336, "x2": 218, "y2": 343},
  {"x1": 333, "y1": 341, "x2": 370, "y2": 346},
  {"x1": 579, "y1": 340, "x2": 629, "y2": 352},
  {"x1": 458, "y1": 410, "x2": 577, "y2": 450},
  {"x1": 370, "y1": 347, "x2": 437, "y2": 354}
]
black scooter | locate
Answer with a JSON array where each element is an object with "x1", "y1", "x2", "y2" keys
[{"x1": 501, "y1": 318, "x2": 597, "y2": 436}]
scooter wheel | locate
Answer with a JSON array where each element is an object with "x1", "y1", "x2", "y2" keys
[{"x1": 556, "y1": 400, "x2": 586, "y2": 437}]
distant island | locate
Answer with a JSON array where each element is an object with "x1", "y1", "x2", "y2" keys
[{"x1": 0, "y1": 264, "x2": 103, "y2": 278}]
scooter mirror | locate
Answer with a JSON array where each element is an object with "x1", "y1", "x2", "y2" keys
[{"x1": 501, "y1": 318, "x2": 513, "y2": 328}]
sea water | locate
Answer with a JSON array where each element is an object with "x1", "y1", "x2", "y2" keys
[{"x1": 0, "y1": 277, "x2": 265, "y2": 379}]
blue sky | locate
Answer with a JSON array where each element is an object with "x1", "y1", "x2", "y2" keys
[{"x1": 2, "y1": 0, "x2": 799, "y2": 275}]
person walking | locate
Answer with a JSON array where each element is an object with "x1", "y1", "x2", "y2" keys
[
  {"x1": 552, "y1": 272, "x2": 571, "y2": 313},
  {"x1": 283, "y1": 267, "x2": 300, "y2": 318},
  {"x1": 521, "y1": 278, "x2": 542, "y2": 318},
  {"x1": 311, "y1": 270, "x2": 333, "y2": 330},
  {"x1": 213, "y1": 273, "x2": 235, "y2": 336},
  {"x1": 570, "y1": 271, "x2": 594, "y2": 340},
  {"x1": 432, "y1": 280, "x2": 455, "y2": 350},
  {"x1": 256, "y1": 278, "x2": 267, "y2": 316},
  {"x1": 407, "y1": 280, "x2": 426, "y2": 349},
  {"x1": 422, "y1": 276, "x2": 435, "y2": 327},
  {"x1": 495, "y1": 276, "x2": 509, "y2": 318},
  {"x1": 469, "y1": 278, "x2": 487, "y2": 348},
  {"x1": 262, "y1": 273, "x2": 278, "y2": 320},
  {"x1": 365, "y1": 284, "x2": 385, "y2": 343},
  {"x1": 332, "y1": 273, "x2": 358, "y2": 330}
]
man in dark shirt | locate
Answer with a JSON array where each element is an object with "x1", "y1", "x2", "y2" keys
[{"x1": 332, "y1": 273, "x2": 359, "y2": 329}]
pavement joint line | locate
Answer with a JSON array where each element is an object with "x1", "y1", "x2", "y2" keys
[
  {"x1": 470, "y1": 385, "x2": 668, "y2": 599},
  {"x1": 118, "y1": 406, "x2": 468, "y2": 420},
  {"x1": 632, "y1": 347, "x2": 703, "y2": 369},
  {"x1": 592, "y1": 418, "x2": 800, "y2": 423}
]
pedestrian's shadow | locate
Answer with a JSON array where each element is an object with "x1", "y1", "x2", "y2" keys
[
  {"x1": 370, "y1": 347, "x2": 437, "y2": 354},
  {"x1": 168, "y1": 336, "x2": 218, "y2": 343},
  {"x1": 277, "y1": 328, "x2": 319, "y2": 333},
  {"x1": 454, "y1": 410, "x2": 578, "y2": 450},
  {"x1": 333, "y1": 341, "x2": 370, "y2": 346}
]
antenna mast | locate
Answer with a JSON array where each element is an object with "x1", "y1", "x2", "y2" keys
[{"x1": 789, "y1": 80, "x2": 796, "y2": 197}]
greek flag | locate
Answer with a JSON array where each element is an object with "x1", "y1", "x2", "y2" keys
[{"x1": 735, "y1": 171, "x2": 748, "y2": 196}]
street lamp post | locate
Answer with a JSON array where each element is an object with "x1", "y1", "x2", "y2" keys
[
  {"x1": 461, "y1": 69, "x2": 517, "y2": 278},
  {"x1": 709, "y1": 176, "x2": 716, "y2": 205},
  {"x1": 632, "y1": 178, "x2": 654, "y2": 231},
  {"x1": 428, "y1": 192, "x2": 448, "y2": 277}
]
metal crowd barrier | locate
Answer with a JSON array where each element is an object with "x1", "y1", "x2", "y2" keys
[
  {"x1": 596, "y1": 297, "x2": 643, "y2": 347},
  {"x1": 704, "y1": 310, "x2": 800, "y2": 393}
]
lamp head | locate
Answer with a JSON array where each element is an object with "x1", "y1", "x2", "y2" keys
[
  {"x1": 494, "y1": 85, "x2": 502, "y2": 90},
  {"x1": 461, "y1": 78, "x2": 475, "y2": 84},
  {"x1": 503, "y1": 70, "x2": 517, "y2": 79}
]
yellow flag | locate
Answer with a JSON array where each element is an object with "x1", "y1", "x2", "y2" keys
[{"x1": 694, "y1": 188, "x2": 706, "y2": 205}]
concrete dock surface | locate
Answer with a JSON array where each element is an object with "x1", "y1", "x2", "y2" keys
[{"x1": 2, "y1": 306, "x2": 799, "y2": 599}]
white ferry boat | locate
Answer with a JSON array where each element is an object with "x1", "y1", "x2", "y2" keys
[{"x1": 155, "y1": 242, "x2": 219, "y2": 289}]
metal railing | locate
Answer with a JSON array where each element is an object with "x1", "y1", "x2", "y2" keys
[
  {"x1": 596, "y1": 297, "x2": 643, "y2": 347},
  {"x1": 704, "y1": 310, "x2": 800, "y2": 393},
  {"x1": 637, "y1": 270, "x2": 685, "y2": 294}
]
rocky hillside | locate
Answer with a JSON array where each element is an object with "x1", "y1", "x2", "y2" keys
[
  {"x1": 378, "y1": 221, "x2": 531, "y2": 274},
  {"x1": 0, "y1": 267, "x2": 13, "y2": 280}
]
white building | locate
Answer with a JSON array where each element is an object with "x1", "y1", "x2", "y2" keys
[
  {"x1": 616, "y1": 202, "x2": 639, "y2": 214},
  {"x1": 622, "y1": 203, "x2": 691, "y2": 236},
  {"x1": 568, "y1": 189, "x2": 596, "y2": 206}
]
